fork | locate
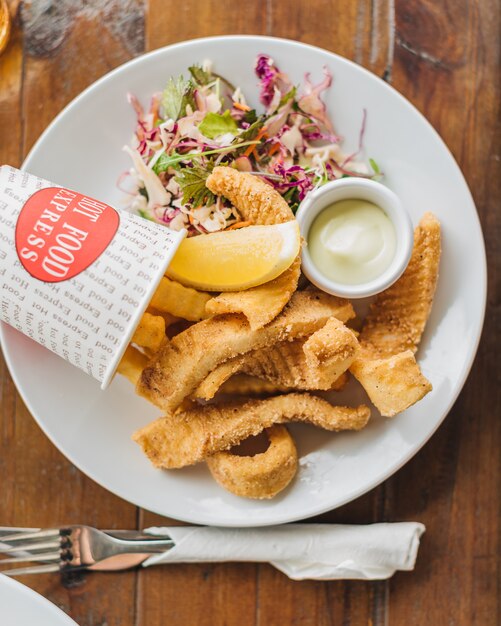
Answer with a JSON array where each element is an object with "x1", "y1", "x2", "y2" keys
[{"x1": 0, "y1": 526, "x2": 175, "y2": 576}]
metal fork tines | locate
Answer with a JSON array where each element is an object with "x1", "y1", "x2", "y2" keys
[{"x1": 0, "y1": 525, "x2": 175, "y2": 576}]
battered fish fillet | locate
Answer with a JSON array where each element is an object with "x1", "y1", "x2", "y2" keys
[
  {"x1": 133, "y1": 393, "x2": 371, "y2": 468},
  {"x1": 205, "y1": 257, "x2": 301, "y2": 330},
  {"x1": 350, "y1": 350, "x2": 432, "y2": 418},
  {"x1": 202, "y1": 371, "x2": 349, "y2": 399},
  {"x1": 204, "y1": 168, "x2": 298, "y2": 328},
  {"x1": 192, "y1": 317, "x2": 358, "y2": 400},
  {"x1": 207, "y1": 425, "x2": 298, "y2": 499},
  {"x1": 350, "y1": 213, "x2": 441, "y2": 417},
  {"x1": 138, "y1": 290, "x2": 355, "y2": 411},
  {"x1": 358, "y1": 212, "x2": 441, "y2": 357},
  {"x1": 206, "y1": 166, "x2": 294, "y2": 225}
]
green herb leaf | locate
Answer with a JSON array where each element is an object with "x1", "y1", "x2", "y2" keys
[
  {"x1": 278, "y1": 86, "x2": 297, "y2": 109},
  {"x1": 152, "y1": 151, "x2": 184, "y2": 174},
  {"x1": 175, "y1": 162, "x2": 216, "y2": 207},
  {"x1": 199, "y1": 110, "x2": 238, "y2": 139},
  {"x1": 161, "y1": 76, "x2": 195, "y2": 121},
  {"x1": 232, "y1": 118, "x2": 266, "y2": 155},
  {"x1": 369, "y1": 158, "x2": 380, "y2": 174},
  {"x1": 189, "y1": 64, "x2": 212, "y2": 86},
  {"x1": 152, "y1": 140, "x2": 260, "y2": 175},
  {"x1": 242, "y1": 109, "x2": 258, "y2": 124}
]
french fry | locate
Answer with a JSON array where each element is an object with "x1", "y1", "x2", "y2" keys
[
  {"x1": 146, "y1": 307, "x2": 180, "y2": 328},
  {"x1": 151, "y1": 276, "x2": 212, "y2": 321},
  {"x1": 117, "y1": 345, "x2": 149, "y2": 386},
  {"x1": 132, "y1": 312, "x2": 166, "y2": 351}
]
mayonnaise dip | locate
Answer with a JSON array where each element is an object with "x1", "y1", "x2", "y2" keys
[{"x1": 307, "y1": 199, "x2": 396, "y2": 285}]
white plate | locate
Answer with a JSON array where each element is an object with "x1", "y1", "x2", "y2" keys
[
  {"x1": 0, "y1": 36, "x2": 486, "y2": 526},
  {"x1": 0, "y1": 575, "x2": 78, "y2": 625}
]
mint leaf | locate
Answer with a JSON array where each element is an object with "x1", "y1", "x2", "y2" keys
[
  {"x1": 199, "y1": 111, "x2": 238, "y2": 139},
  {"x1": 161, "y1": 76, "x2": 195, "y2": 121},
  {"x1": 175, "y1": 162, "x2": 216, "y2": 207},
  {"x1": 189, "y1": 64, "x2": 212, "y2": 86}
]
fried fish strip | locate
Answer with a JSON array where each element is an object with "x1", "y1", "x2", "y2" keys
[
  {"x1": 151, "y1": 276, "x2": 212, "y2": 322},
  {"x1": 138, "y1": 290, "x2": 354, "y2": 411},
  {"x1": 206, "y1": 166, "x2": 294, "y2": 225},
  {"x1": 205, "y1": 168, "x2": 298, "y2": 327},
  {"x1": 350, "y1": 213, "x2": 441, "y2": 417},
  {"x1": 350, "y1": 350, "x2": 432, "y2": 418},
  {"x1": 205, "y1": 257, "x2": 301, "y2": 330},
  {"x1": 207, "y1": 425, "x2": 298, "y2": 499},
  {"x1": 218, "y1": 374, "x2": 292, "y2": 396},
  {"x1": 217, "y1": 372, "x2": 349, "y2": 397},
  {"x1": 133, "y1": 393, "x2": 371, "y2": 468},
  {"x1": 193, "y1": 317, "x2": 358, "y2": 400},
  {"x1": 358, "y1": 212, "x2": 441, "y2": 357}
]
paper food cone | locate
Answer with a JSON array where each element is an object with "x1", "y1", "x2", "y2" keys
[{"x1": 0, "y1": 165, "x2": 185, "y2": 388}]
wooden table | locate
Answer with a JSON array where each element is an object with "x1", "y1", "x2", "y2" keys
[{"x1": 0, "y1": 1, "x2": 499, "y2": 624}]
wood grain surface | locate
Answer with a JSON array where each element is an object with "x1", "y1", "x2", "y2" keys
[{"x1": 0, "y1": 1, "x2": 499, "y2": 624}]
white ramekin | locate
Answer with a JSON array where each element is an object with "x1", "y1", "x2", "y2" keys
[{"x1": 295, "y1": 178, "x2": 414, "y2": 299}]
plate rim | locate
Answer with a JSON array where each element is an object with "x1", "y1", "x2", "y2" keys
[
  {"x1": 0, "y1": 35, "x2": 487, "y2": 526},
  {"x1": 0, "y1": 574, "x2": 78, "y2": 625}
]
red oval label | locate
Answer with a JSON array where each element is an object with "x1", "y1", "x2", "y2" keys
[{"x1": 15, "y1": 187, "x2": 120, "y2": 283}]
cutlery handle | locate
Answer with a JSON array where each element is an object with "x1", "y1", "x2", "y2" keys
[{"x1": 106, "y1": 536, "x2": 175, "y2": 554}]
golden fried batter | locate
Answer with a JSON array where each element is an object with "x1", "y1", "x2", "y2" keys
[
  {"x1": 350, "y1": 350, "x2": 432, "y2": 417},
  {"x1": 206, "y1": 166, "x2": 294, "y2": 225},
  {"x1": 205, "y1": 257, "x2": 301, "y2": 329},
  {"x1": 138, "y1": 290, "x2": 355, "y2": 411},
  {"x1": 151, "y1": 277, "x2": 211, "y2": 322},
  {"x1": 350, "y1": 213, "x2": 441, "y2": 417},
  {"x1": 223, "y1": 372, "x2": 350, "y2": 396},
  {"x1": 117, "y1": 346, "x2": 149, "y2": 386},
  {"x1": 207, "y1": 425, "x2": 298, "y2": 499},
  {"x1": 131, "y1": 312, "x2": 166, "y2": 351},
  {"x1": 358, "y1": 212, "x2": 441, "y2": 358},
  {"x1": 133, "y1": 393, "x2": 371, "y2": 468},
  {"x1": 193, "y1": 317, "x2": 357, "y2": 400}
]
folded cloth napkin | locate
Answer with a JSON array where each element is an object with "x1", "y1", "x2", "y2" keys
[{"x1": 142, "y1": 523, "x2": 425, "y2": 580}]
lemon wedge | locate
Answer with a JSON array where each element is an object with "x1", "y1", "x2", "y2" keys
[{"x1": 167, "y1": 221, "x2": 301, "y2": 291}]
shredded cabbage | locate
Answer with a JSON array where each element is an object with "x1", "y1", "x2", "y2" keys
[{"x1": 121, "y1": 56, "x2": 380, "y2": 235}]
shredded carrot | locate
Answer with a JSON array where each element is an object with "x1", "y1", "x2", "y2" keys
[
  {"x1": 268, "y1": 142, "x2": 281, "y2": 156},
  {"x1": 233, "y1": 102, "x2": 251, "y2": 112},
  {"x1": 243, "y1": 126, "x2": 268, "y2": 157},
  {"x1": 226, "y1": 220, "x2": 253, "y2": 230}
]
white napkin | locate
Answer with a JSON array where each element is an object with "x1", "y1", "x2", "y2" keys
[{"x1": 143, "y1": 523, "x2": 425, "y2": 580}]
